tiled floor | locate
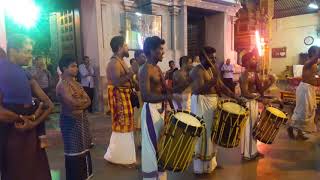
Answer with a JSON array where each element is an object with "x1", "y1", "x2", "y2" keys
[{"x1": 46, "y1": 111, "x2": 320, "y2": 180}]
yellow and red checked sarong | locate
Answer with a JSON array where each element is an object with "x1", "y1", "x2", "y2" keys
[{"x1": 107, "y1": 85, "x2": 134, "y2": 133}]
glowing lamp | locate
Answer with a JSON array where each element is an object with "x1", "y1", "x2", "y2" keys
[{"x1": 2, "y1": 0, "x2": 40, "y2": 29}]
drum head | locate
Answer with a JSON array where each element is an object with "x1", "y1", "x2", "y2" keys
[
  {"x1": 222, "y1": 102, "x2": 247, "y2": 115},
  {"x1": 174, "y1": 112, "x2": 201, "y2": 127},
  {"x1": 266, "y1": 107, "x2": 287, "y2": 119}
]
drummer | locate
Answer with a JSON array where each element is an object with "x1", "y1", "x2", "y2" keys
[
  {"x1": 189, "y1": 46, "x2": 239, "y2": 175},
  {"x1": 288, "y1": 46, "x2": 320, "y2": 140},
  {"x1": 139, "y1": 36, "x2": 171, "y2": 180},
  {"x1": 172, "y1": 56, "x2": 193, "y2": 111},
  {"x1": 239, "y1": 50, "x2": 275, "y2": 160}
]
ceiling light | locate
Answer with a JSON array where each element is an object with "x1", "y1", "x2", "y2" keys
[{"x1": 309, "y1": 2, "x2": 319, "y2": 9}]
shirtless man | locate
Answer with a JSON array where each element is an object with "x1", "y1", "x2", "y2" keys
[
  {"x1": 139, "y1": 36, "x2": 170, "y2": 180},
  {"x1": 190, "y1": 46, "x2": 239, "y2": 174},
  {"x1": 105, "y1": 36, "x2": 136, "y2": 166},
  {"x1": 172, "y1": 56, "x2": 193, "y2": 111},
  {"x1": 132, "y1": 50, "x2": 146, "y2": 149},
  {"x1": 239, "y1": 50, "x2": 275, "y2": 160},
  {"x1": 56, "y1": 55, "x2": 92, "y2": 180},
  {"x1": 288, "y1": 46, "x2": 320, "y2": 140}
]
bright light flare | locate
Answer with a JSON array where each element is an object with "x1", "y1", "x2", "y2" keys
[
  {"x1": 309, "y1": 3, "x2": 319, "y2": 9},
  {"x1": 135, "y1": 12, "x2": 142, "y2": 17},
  {"x1": 3, "y1": 0, "x2": 40, "y2": 29},
  {"x1": 255, "y1": 30, "x2": 263, "y2": 56}
]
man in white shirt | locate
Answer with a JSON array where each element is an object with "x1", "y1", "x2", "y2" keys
[
  {"x1": 221, "y1": 58, "x2": 235, "y2": 92},
  {"x1": 79, "y1": 56, "x2": 95, "y2": 113}
]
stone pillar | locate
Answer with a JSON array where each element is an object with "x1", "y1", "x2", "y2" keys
[
  {"x1": 0, "y1": 5, "x2": 6, "y2": 51},
  {"x1": 169, "y1": 5, "x2": 181, "y2": 61}
]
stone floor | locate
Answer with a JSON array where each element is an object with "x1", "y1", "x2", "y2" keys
[{"x1": 46, "y1": 110, "x2": 320, "y2": 180}]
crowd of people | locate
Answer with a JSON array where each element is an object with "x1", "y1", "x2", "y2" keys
[{"x1": 0, "y1": 33, "x2": 319, "y2": 180}]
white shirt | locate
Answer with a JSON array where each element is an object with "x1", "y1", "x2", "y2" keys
[
  {"x1": 221, "y1": 64, "x2": 234, "y2": 79},
  {"x1": 79, "y1": 64, "x2": 95, "y2": 88}
]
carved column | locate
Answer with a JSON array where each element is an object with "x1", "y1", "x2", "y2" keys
[{"x1": 169, "y1": 5, "x2": 181, "y2": 60}]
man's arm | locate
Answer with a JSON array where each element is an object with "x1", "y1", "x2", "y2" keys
[
  {"x1": 172, "y1": 71, "x2": 189, "y2": 93},
  {"x1": 304, "y1": 56, "x2": 319, "y2": 69},
  {"x1": 79, "y1": 64, "x2": 90, "y2": 78},
  {"x1": 190, "y1": 69, "x2": 216, "y2": 95},
  {"x1": 29, "y1": 79, "x2": 54, "y2": 125},
  {"x1": 0, "y1": 92, "x2": 20, "y2": 123},
  {"x1": 139, "y1": 65, "x2": 167, "y2": 103},
  {"x1": 215, "y1": 69, "x2": 237, "y2": 98},
  {"x1": 57, "y1": 83, "x2": 91, "y2": 110},
  {"x1": 257, "y1": 74, "x2": 276, "y2": 95},
  {"x1": 108, "y1": 60, "x2": 133, "y2": 87},
  {"x1": 239, "y1": 73, "x2": 257, "y2": 99}
]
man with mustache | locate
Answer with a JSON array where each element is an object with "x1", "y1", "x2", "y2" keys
[{"x1": 104, "y1": 36, "x2": 137, "y2": 167}]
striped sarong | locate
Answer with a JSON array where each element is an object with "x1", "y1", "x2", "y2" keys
[{"x1": 107, "y1": 85, "x2": 134, "y2": 133}]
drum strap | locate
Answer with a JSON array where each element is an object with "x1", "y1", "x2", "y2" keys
[{"x1": 146, "y1": 103, "x2": 158, "y2": 154}]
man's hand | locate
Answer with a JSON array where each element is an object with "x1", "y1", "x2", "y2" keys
[{"x1": 15, "y1": 115, "x2": 36, "y2": 131}]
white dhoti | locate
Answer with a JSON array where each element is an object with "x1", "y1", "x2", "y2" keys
[
  {"x1": 104, "y1": 132, "x2": 136, "y2": 164},
  {"x1": 291, "y1": 82, "x2": 317, "y2": 133},
  {"x1": 241, "y1": 99, "x2": 259, "y2": 159},
  {"x1": 191, "y1": 94, "x2": 218, "y2": 174},
  {"x1": 173, "y1": 93, "x2": 191, "y2": 111},
  {"x1": 134, "y1": 92, "x2": 143, "y2": 147},
  {"x1": 141, "y1": 103, "x2": 167, "y2": 180}
]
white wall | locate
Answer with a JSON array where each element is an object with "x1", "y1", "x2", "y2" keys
[
  {"x1": 0, "y1": 5, "x2": 7, "y2": 51},
  {"x1": 205, "y1": 13, "x2": 225, "y2": 63},
  {"x1": 270, "y1": 13, "x2": 320, "y2": 76}
]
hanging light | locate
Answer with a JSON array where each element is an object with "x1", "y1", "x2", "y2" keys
[{"x1": 309, "y1": 0, "x2": 319, "y2": 9}]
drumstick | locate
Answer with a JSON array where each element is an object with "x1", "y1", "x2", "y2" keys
[{"x1": 201, "y1": 49, "x2": 216, "y2": 71}]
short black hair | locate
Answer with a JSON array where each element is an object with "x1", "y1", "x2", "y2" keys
[
  {"x1": 110, "y1": 36, "x2": 125, "y2": 53},
  {"x1": 84, "y1": 56, "x2": 89, "y2": 60},
  {"x1": 134, "y1": 50, "x2": 144, "y2": 59},
  {"x1": 7, "y1": 34, "x2": 34, "y2": 51},
  {"x1": 169, "y1": 60, "x2": 175, "y2": 66},
  {"x1": 202, "y1": 46, "x2": 216, "y2": 55},
  {"x1": 199, "y1": 46, "x2": 216, "y2": 64},
  {"x1": 143, "y1": 36, "x2": 165, "y2": 56},
  {"x1": 130, "y1": 58, "x2": 136, "y2": 65},
  {"x1": 308, "y1": 46, "x2": 320, "y2": 58},
  {"x1": 59, "y1": 54, "x2": 77, "y2": 72},
  {"x1": 179, "y1": 56, "x2": 190, "y2": 68}
]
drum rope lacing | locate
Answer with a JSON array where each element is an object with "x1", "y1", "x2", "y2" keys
[
  {"x1": 212, "y1": 100, "x2": 249, "y2": 148},
  {"x1": 157, "y1": 111, "x2": 204, "y2": 172}
]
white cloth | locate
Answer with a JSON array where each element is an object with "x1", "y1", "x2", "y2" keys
[
  {"x1": 79, "y1": 64, "x2": 95, "y2": 88},
  {"x1": 191, "y1": 94, "x2": 218, "y2": 174},
  {"x1": 291, "y1": 82, "x2": 317, "y2": 133},
  {"x1": 241, "y1": 99, "x2": 259, "y2": 159},
  {"x1": 172, "y1": 93, "x2": 191, "y2": 111},
  {"x1": 134, "y1": 92, "x2": 143, "y2": 147},
  {"x1": 104, "y1": 132, "x2": 136, "y2": 165},
  {"x1": 141, "y1": 103, "x2": 167, "y2": 180},
  {"x1": 57, "y1": 66, "x2": 62, "y2": 81},
  {"x1": 221, "y1": 64, "x2": 234, "y2": 79}
]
